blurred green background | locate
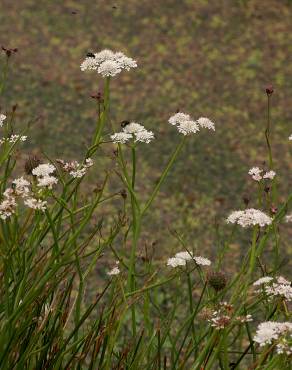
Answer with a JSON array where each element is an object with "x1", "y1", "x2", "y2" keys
[{"x1": 0, "y1": 0, "x2": 291, "y2": 270}]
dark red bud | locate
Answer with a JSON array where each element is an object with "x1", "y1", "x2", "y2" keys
[
  {"x1": 270, "y1": 206, "x2": 278, "y2": 215},
  {"x1": 265, "y1": 85, "x2": 274, "y2": 95},
  {"x1": 264, "y1": 186, "x2": 270, "y2": 193}
]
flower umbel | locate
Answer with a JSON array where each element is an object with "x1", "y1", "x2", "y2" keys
[
  {"x1": 81, "y1": 49, "x2": 137, "y2": 77},
  {"x1": 226, "y1": 208, "x2": 272, "y2": 228},
  {"x1": 111, "y1": 122, "x2": 154, "y2": 144},
  {"x1": 168, "y1": 112, "x2": 215, "y2": 135}
]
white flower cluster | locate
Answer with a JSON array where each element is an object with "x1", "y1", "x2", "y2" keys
[
  {"x1": 209, "y1": 312, "x2": 231, "y2": 329},
  {"x1": 253, "y1": 276, "x2": 273, "y2": 286},
  {"x1": 0, "y1": 175, "x2": 49, "y2": 219},
  {"x1": 284, "y1": 213, "x2": 292, "y2": 223},
  {"x1": 0, "y1": 177, "x2": 31, "y2": 219},
  {"x1": 24, "y1": 197, "x2": 47, "y2": 212},
  {"x1": 57, "y1": 158, "x2": 93, "y2": 178},
  {"x1": 235, "y1": 314, "x2": 253, "y2": 324},
  {"x1": 208, "y1": 302, "x2": 252, "y2": 330},
  {"x1": 226, "y1": 208, "x2": 272, "y2": 228},
  {"x1": 168, "y1": 113, "x2": 215, "y2": 136},
  {"x1": 111, "y1": 122, "x2": 154, "y2": 144},
  {"x1": 254, "y1": 275, "x2": 292, "y2": 301},
  {"x1": 32, "y1": 163, "x2": 58, "y2": 190},
  {"x1": 12, "y1": 177, "x2": 30, "y2": 197},
  {"x1": 80, "y1": 49, "x2": 137, "y2": 77},
  {"x1": 276, "y1": 339, "x2": 292, "y2": 355},
  {"x1": 0, "y1": 190, "x2": 17, "y2": 220},
  {"x1": 254, "y1": 321, "x2": 292, "y2": 354},
  {"x1": 0, "y1": 135, "x2": 27, "y2": 145},
  {"x1": 248, "y1": 167, "x2": 276, "y2": 181},
  {"x1": 107, "y1": 261, "x2": 120, "y2": 276},
  {"x1": 166, "y1": 250, "x2": 211, "y2": 268},
  {"x1": 0, "y1": 114, "x2": 6, "y2": 127}
]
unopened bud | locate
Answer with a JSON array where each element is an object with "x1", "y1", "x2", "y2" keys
[{"x1": 265, "y1": 85, "x2": 274, "y2": 96}]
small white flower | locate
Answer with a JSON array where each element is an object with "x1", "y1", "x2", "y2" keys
[
  {"x1": 285, "y1": 213, "x2": 292, "y2": 223},
  {"x1": 94, "y1": 49, "x2": 116, "y2": 63},
  {"x1": 226, "y1": 208, "x2": 272, "y2": 228},
  {"x1": 255, "y1": 275, "x2": 292, "y2": 301},
  {"x1": 289, "y1": 135, "x2": 292, "y2": 141},
  {"x1": 24, "y1": 198, "x2": 47, "y2": 211},
  {"x1": 70, "y1": 168, "x2": 87, "y2": 178},
  {"x1": 235, "y1": 314, "x2": 253, "y2": 323},
  {"x1": 277, "y1": 276, "x2": 290, "y2": 285},
  {"x1": 177, "y1": 120, "x2": 200, "y2": 135},
  {"x1": 167, "y1": 251, "x2": 211, "y2": 267},
  {"x1": 0, "y1": 196, "x2": 17, "y2": 220},
  {"x1": 197, "y1": 117, "x2": 215, "y2": 131},
  {"x1": 0, "y1": 114, "x2": 6, "y2": 127},
  {"x1": 123, "y1": 122, "x2": 145, "y2": 134},
  {"x1": 81, "y1": 49, "x2": 137, "y2": 77},
  {"x1": 80, "y1": 57, "x2": 99, "y2": 71},
  {"x1": 175, "y1": 251, "x2": 193, "y2": 260},
  {"x1": 8, "y1": 135, "x2": 27, "y2": 143},
  {"x1": 114, "y1": 52, "x2": 137, "y2": 70},
  {"x1": 254, "y1": 322, "x2": 292, "y2": 347},
  {"x1": 97, "y1": 60, "x2": 122, "y2": 77},
  {"x1": 111, "y1": 132, "x2": 132, "y2": 144},
  {"x1": 37, "y1": 176, "x2": 58, "y2": 189},
  {"x1": 84, "y1": 158, "x2": 94, "y2": 167},
  {"x1": 168, "y1": 112, "x2": 191, "y2": 126},
  {"x1": 107, "y1": 266, "x2": 120, "y2": 276},
  {"x1": 32, "y1": 164, "x2": 55, "y2": 177},
  {"x1": 253, "y1": 276, "x2": 273, "y2": 286},
  {"x1": 134, "y1": 129, "x2": 154, "y2": 143},
  {"x1": 12, "y1": 177, "x2": 30, "y2": 197},
  {"x1": 248, "y1": 167, "x2": 263, "y2": 181},
  {"x1": 194, "y1": 256, "x2": 211, "y2": 266},
  {"x1": 263, "y1": 170, "x2": 276, "y2": 180},
  {"x1": 167, "y1": 257, "x2": 186, "y2": 268}
]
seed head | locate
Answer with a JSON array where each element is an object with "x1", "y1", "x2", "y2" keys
[
  {"x1": 25, "y1": 155, "x2": 42, "y2": 175},
  {"x1": 207, "y1": 271, "x2": 227, "y2": 292}
]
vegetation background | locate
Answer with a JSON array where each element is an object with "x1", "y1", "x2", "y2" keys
[{"x1": 0, "y1": 0, "x2": 291, "y2": 271}]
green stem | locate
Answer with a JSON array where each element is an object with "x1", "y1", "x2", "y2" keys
[
  {"x1": 265, "y1": 95, "x2": 273, "y2": 169},
  {"x1": 91, "y1": 77, "x2": 110, "y2": 151},
  {"x1": 141, "y1": 136, "x2": 186, "y2": 216},
  {"x1": 248, "y1": 226, "x2": 258, "y2": 278}
]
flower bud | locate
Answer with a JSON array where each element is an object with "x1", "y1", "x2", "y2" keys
[{"x1": 265, "y1": 85, "x2": 274, "y2": 95}]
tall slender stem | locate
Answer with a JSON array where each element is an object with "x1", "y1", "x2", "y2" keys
[
  {"x1": 141, "y1": 136, "x2": 186, "y2": 216},
  {"x1": 91, "y1": 77, "x2": 110, "y2": 153},
  {"x1": 265, "y1": 94, "x2": 273, "y2": 170}
]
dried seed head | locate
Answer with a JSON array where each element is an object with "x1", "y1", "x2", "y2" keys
[
  {"x1": 207, "y1": 271, "x2": 227, "y2": 292},
  {"x1": 199, "y1": 308, "x2": 213, "y2": 320},
  {"x1": 120, "y1": 189, "x2": 127, "y2": 199},
  {"x1": 25, "y1": 155, "x2": 42, "y2": 175},
  {"x1": 1, "y1": 46, "x2": 18, "y2": 58}
]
